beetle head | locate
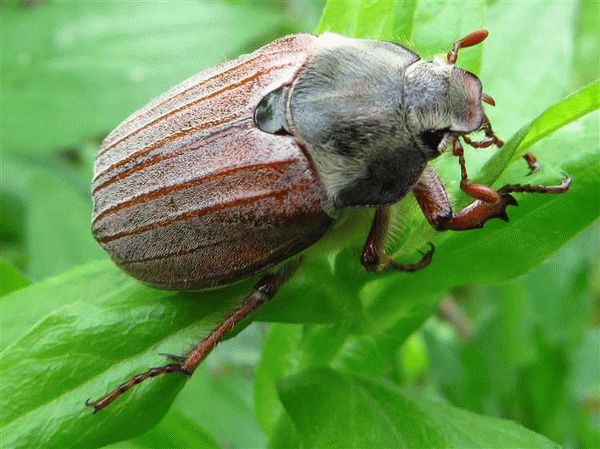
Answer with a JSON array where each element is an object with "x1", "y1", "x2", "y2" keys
[{"x1": 403, "y1": 59, "x2": 484, "y2": 159}]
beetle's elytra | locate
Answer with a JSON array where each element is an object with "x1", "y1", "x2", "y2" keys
[{"x1": 88, "y1": 31, "x2": 570, "y2": 411}]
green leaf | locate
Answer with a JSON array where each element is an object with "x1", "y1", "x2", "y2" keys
[
  {"x1": 516, "y1": 81, "x2": 600, "y2": 156},
  {"x1": 0, "y1": 190, "x2": 25, "y2": 246},
  {"x1": 0, "y1": 259, "x2": 29, "y2": 296},
  {"x1": 0, "y1": 261, "x2": 114, "y2": 349},
  {"x1": 574, "y1": 0, "x2": 600, "y2": 86},
  {"x1": 169, "y1": 329, "x2": 268, "y2": 449},
  {"x1": 26, "y1": 173, "x2": 105, "y2": 279},
  {"x1": 1, "y1": 150, "x2": 107, "y2": 278},
  {"x1": 315, "y1": 0, "x2": 484, "y2": 72},
  {"x1": 109, "y1": 323, "x2": 268, "y2": 449},
  {"x1": 255, "y1": 323, "x2": 350, "y2": 437},
  {"x1": 316, "y1": 0, "x2": 402, "y2": 39},
  {"x1": 423, "y1": 228, "x2": 599, "y2": 444},
  {"x1": 257, "y1": 248, "x2": 365, "y2": 324},
  {"x1": 0, "y1": 1, "x2": 293, "y2": 154},
  {"x1": 254, "y1": 324, "x2": 303, "y2": 434},
  {"x1": 410, "y1": 1, "x2": 485, "y2": 72},
  {"x1": 102, "y1": 409, "x2": 220, "y2": 449},
  {"x1": 0, "y1": 261, "x2": 255, "y2": 448},
  {"x1": 570, "y1": 328, "x2": 600, "y2": 448},
  {"x1": 278, "y1": 367, "x2": 559, "y2": 449},
  {"x1": 269, "y1": 411, "x2": 302, "y2": 449},
  {"x1": 480, "y1": 0, "x2": 577, "y2": 137},
  {"x1": 478, "y1": 80, "x2": 600, "y2": 185}
]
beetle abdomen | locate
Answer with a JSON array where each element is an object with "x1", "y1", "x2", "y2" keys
[{"x1": 92, "y1": 34, "x2": 331, "y2": 289}]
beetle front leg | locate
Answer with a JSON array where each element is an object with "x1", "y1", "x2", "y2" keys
[
  {"x1": 414, "y1": 166, "x2": 514, "y2": 230},
  {"x1": 361, "y1": 207, "x2": 434, "y2": 273},
  {"x1": 85, "y1": 260, "x2": 301, "y2": 412},
  {"x1": 414, "y1": 166, "x2": 571, "y2": 231},
  {"x1": 462, "y1": 115, "x2": 504, "y2": 149},
  {"x1": 453, "y1": 139, "x2": 503, "y2": 203}
]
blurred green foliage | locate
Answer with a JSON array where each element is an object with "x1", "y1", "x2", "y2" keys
[{"x1": 0, "y1": 1, "x2": 598, "y2": 448}]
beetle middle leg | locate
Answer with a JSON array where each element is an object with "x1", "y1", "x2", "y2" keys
[
  {"x1": 85, "y1": 260, "x2": 301, "y2": 412},
  {"x1": 361, "y1": 207, "x2": 434, "y2": 273}
]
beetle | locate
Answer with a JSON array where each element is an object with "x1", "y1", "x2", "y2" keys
[{"x1": 88, "y1": 30, "x2": 570, "y2": 411}]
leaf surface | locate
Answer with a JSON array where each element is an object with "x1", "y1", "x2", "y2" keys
[
  {"x1": 26, "y1": 173, "x2": 105, "y2": 279},
  {"x1": 0, "y1": 259, "x2": 29, "y2": 297},
  {"x1": 0, "y1": 1, "x2": 291, "y2": 154},
  {"x1": 0, "y1": 262, "x2": 254, "y2": 448},
  {"x1": 278, "y1": 367, "x2": 560, "y2": 449}
]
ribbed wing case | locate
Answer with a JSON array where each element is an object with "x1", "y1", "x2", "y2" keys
[{"x1": 92, "y1": 34, "x2": 331, "y2": 289}]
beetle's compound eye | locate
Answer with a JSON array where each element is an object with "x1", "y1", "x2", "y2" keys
[
  {"x1": 420, "y1": 129, "x2": 448, "y2": 153},
  {"x1": 254, "y1": 86, "x2": 291, "y2": 135}
]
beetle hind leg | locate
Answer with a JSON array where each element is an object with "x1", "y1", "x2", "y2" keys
[
  {"x1": 85, "y1": 260, "x2": 301, "y2": 413},
  {"x1": 361, "y1": 207, "x2": 435, "y2": 273}
]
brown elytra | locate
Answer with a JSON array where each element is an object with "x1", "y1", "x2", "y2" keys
[{"x1": 92, "y1": 35, "x2": 331, "y2": 290}]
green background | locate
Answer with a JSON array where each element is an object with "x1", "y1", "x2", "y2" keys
[{"x1": 1, "y1": 1, "x2": 598, "y2": 448}]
